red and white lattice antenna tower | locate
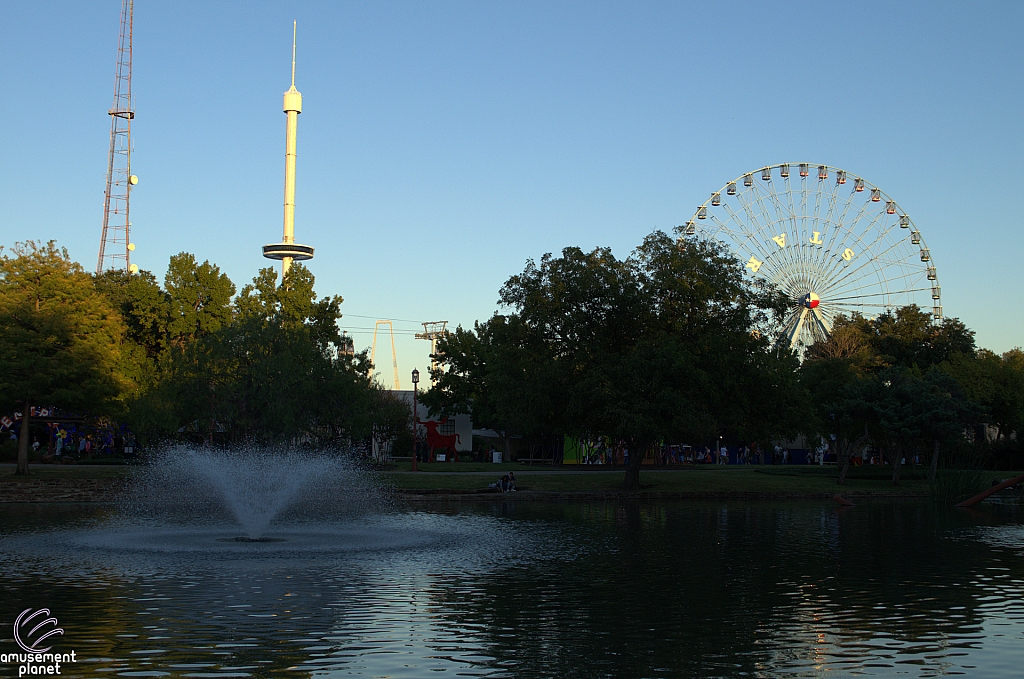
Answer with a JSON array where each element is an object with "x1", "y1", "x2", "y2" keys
[{"x1": 97, "y1": 0, "x2": 139, "y2": 274}]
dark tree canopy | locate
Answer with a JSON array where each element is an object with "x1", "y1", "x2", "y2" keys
[
  {"x1": 137, "y1": 263, "x2": 376, "y2": 443},
  {"x1": 430, "y1": 230, "x2": 804, "y2": 491},
  {"x1": 802, "y1": 306, "x2": 986, "y2": 482}
]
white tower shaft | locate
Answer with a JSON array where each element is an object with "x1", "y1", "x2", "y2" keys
[{"x1": 282, "y1": 22, "x2": 301, "y2": 274}]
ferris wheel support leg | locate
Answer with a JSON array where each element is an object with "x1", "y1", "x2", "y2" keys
[
  {"x1": 785, "y1": 309, "x2": 809, "y2": 350},
  {"x1": 810, "y1": 307, "x2": 832, "y2": 338}
]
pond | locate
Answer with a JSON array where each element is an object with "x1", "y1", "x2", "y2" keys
[{"x1": 1, "y1": 499, "x2": 1022, "y2": 678}]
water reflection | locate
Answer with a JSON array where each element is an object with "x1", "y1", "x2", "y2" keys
[{"x1": 0, "y1": 501, "x2": 1021, "y2": 678}]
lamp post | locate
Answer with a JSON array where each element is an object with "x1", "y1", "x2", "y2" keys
[{"x1": 411, "y1": 368, "x2": 420, "y2": 472}]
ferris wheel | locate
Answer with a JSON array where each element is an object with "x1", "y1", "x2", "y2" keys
[{"x1": 682, "y1": 163, "x2": 942, "y2": 351}]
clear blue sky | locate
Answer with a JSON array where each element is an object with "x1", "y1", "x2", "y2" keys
[{"x1": 2, "y1": 1, "x2": 1022, "y2": 382}]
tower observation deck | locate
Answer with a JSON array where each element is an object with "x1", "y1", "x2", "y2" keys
[{"x1": 263, "y1": 22, "x2": 314, "y2": 276}]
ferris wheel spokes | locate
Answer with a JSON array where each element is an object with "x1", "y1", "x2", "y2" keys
[{"x1": 683, "y1": 163, "x2": 942, "y2": 351}]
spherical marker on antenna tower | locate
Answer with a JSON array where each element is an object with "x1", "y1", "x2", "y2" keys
[{"x1": 263, "y1": 21, "x2": 314, "y2": 278}]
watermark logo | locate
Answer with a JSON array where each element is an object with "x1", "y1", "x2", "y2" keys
[
  {"x1": 14, "y1": 608, "x2": 64, "y2": 653},
  {"x1": 3, "y1": 608, "x2": 77, "y2": 677}
]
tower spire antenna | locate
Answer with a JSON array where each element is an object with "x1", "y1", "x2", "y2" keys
[
  {"x1": 97, "y1": 0, "x2": 139, "y2": 275},
  {"x1": 263, "y1": 21, "x2": 314, "y2": 278}
]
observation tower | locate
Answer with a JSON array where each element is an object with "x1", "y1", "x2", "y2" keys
[{"x1": 263, "y1": 22, "x2": 314, "y2": 277}]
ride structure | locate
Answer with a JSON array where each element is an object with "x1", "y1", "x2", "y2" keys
[
  {"x1": 682, "y1": 163, "x2": 942, "y2": 351},
  {"x1": 97, "y1": 0, "x2": 139, "y2": 275},
  {"x1": 415, "y1": 321, "x2": 448, "y2": 384},
  {"x1": 263, "y1": 22, "x2": 314, "y2": 278},
  {"x1": 370, "y1": 320, "x2": 401, "y2": 390}
]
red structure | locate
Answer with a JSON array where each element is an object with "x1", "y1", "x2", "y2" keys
[
  {"x1": 422, "y1": 417, "x2": 460, "y2": 462},
  {"x1": 956, "y1": 474, "x2": 1024, "y2": 507}
]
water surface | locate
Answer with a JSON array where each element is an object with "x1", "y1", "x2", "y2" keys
[{"x1": 0, "y1": 500, "x2": 1021, "y2": 678}]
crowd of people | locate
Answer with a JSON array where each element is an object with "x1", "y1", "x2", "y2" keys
[
  {"x1": 4, "y1": 420, "x2": 138, "y2": 463},
  {"x1": 571, "y1": 441, "x2": 843, "y2": 466}
]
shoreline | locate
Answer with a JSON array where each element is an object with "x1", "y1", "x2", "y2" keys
[
  {"x1": 0, "y1": 478, "x2": 929, "y2": 504},
  {"x1": 4, "y1": 464, "x2": 1010, "y2": 503},
  {"x1": 393, "y1": 488, "x2": 930, "y2": 502},
  {"x1": 0, "y1": 477, "x2": 128, "y2": 503}
]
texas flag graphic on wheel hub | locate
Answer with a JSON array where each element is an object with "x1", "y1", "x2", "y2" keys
[{"x1": 803, "y1": 293, "x2": 820, "y2": 309}]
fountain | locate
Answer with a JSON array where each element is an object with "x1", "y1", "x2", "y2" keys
[
  {"x1": 71, "y1": 444, "x2": 456, "y2": 556},
  {"x1": 118, "y1": 446, "x2": 377, "y2": 539}
]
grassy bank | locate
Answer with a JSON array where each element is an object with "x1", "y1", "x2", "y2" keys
[
  {"x1": 5, "y1": 461, "x2": 1017, "y2": 501},
  {"x1": 380, "y1": 465, "x2": 943, "y2": 496}
]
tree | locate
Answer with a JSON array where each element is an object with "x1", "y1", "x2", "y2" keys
[
  {"x1": 621, "y1": 232, "x2": 801, "y2": 486},
  {"x1": 431, "y1": 230, "x2": 802, "y2": 492},
  {"x1": 916, "y1": 368, "x2": 977, "y2": 481},
  {"x1": 130, "y1": 253, "x2": 239, "y2": 442},
  {"x1": 224, "y1": 264, "x2": 372, "y2": 441},
  {"x1": 841, "y1": 368, "x2": 974, "y2": 485},
  {"x1": 368, "y1": 386, "x2": 412, "y2": 462},
  {"x1": 803, "y1": 308, "x2": 983, "y2": 483},
  {"x1": 147, "y1": 263, "x2": 375, "y2": 444},
  {"x1": 945, "y1": 348, "x2": 1024, "y2": 444},
  {"x1": 800, "y1": 355, "x2": 869, "y2": 485},
  {"x1": 164, "y1": 252, "x2": 235, "y2": 346},
  {"x1": 863, "y1": 306, "x2": 975, "y2": 371},
  {"x1": 801, "y1": 316, "x2": 878, "y2": 485},
  {"x1": 0, "y1": 242, "x2": 126, "y2": 473},
  {"x1": 425, "y1": 314, "x2": 565, "y2": 461},
  {"x1": 93, "y1": 268, "x2": 171, "y2": 362},
  {"x1": 93, "y1": 269, "x2": 172, "y2": 408}
]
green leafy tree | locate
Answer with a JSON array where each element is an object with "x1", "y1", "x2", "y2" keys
[
  {"x1": 629, "y1": 231, "x2": 803, "y2": 449},
  {"x1": 916, "y1": 368, "x2": 978, "y2": 481},
  {"x1": 0, "y1": 242, "x2": 126, "y2": 473},
  {"x1": 164, "y1": 252, "x2": 235, "y2": 346},
  {"x1": 225, "y1": 264, "x2": 372, "y2": 441},
  {"x1": 93, "y1": 268, "x2": 171, "y2": 362},
  {"x1": 93, "y1": 269, "x2": 172, "y2": 409},
  {"x1": 150, "y1": 264, "x2": 374, "y2": 443},
  {"x1": 856, "y1": 306, "x2": 975, "y2": 371},
  {"x1": 131, "y1": 253, "x2": 238, "y2": 441},
  {"x1": 498, "y1": 243, "x2": 656, "y2": 485},
  {"x1": 801, "y1": 319, "x2": 879, "y2": 484},
  {"x1": 800, "y1": 355, "x2": 869, "y2": 485},
  {"x1": 841, "y1": 367, "x2": 974, "y2": 485}
]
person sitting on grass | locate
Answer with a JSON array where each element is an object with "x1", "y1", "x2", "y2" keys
[{"x1": 490, "y1": 472, "x2": 517, "y2": 492}]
